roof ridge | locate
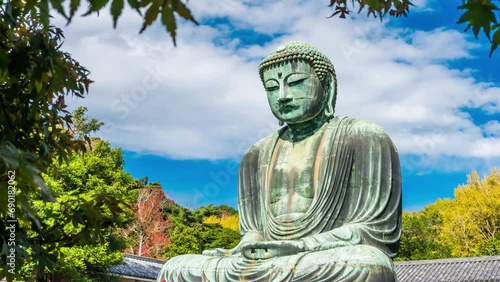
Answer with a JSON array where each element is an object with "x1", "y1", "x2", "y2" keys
[
  {"x1": 124, "y1": 253, "x2": 167, "y2": 264},
  {"x1": 394, "y1": 255, "x2": 500, "y2": 265}
]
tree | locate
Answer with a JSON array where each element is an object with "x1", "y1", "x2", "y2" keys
[
  {"x1": 438, "y1": 168, "x2": 500, "y2": 257},
  {"x1": 3, "y1": 0, "x2": 499, "y2": 55},
  {"x1": 71, "y1": 107, "x2": 105, "y2": 138},
  {"x1": 14, "y1": 137, "x2": 135, "y2": 280},
  {"x1": 120, "y1": 180, "x2": 172, "y2": 259},
  {"x1": 328, "y1": 0, "x2": 500, "y2": 56},
  {"x1": 1, "y1": 107, "x2": 140, "y2": 281},
  {"x1": 0, "y1": 7, "x2": 93, "y2": 279},
  {"x1": 162, "y1": 204, "x2": 240, "y2": 258},
  {"x1": 396, "y1": 203, "x2": 452, "y2": 261},
  {"x1": 2, "y1": 0, "x2": 197, "y2": 46},
  {"x1": 0, "y1": 5, "x2": 197, "y2": 273},
  {"x1": 396, "y1": 168, "x2": 500, "y2": 261},
  {"x1": 163, "y1": 222, "x2": 241, "y2": 258},
  {"x1": 203, "y1": 214, "x2": 239, "y2": 232},
  {"x1": 21, "y1": 137, "x2": 137, "y2": 281}
]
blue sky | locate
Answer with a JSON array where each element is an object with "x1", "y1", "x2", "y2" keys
[{"x1": 57, "y1": 0, "x2": 499, "y2": 211}]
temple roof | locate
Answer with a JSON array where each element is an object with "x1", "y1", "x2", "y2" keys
[
  {"x1": 395, "y1": 256, "x2": 500, "y2": 282},
  {"x1": 111, "y1": 254, "x2": 500, "y2": 281},
  {"x1": 110, "y1": 254, "x2": 165, "y2": 280}
]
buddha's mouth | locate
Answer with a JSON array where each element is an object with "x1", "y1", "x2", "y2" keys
[{"x1": 279, "y1": 104, "x2": 299, "y2": 113}]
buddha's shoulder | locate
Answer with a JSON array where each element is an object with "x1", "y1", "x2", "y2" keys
[
  {"x1": 243, "y1": 117, "x2": 392, "y2": 157},
  {"x1": 328, "y1": 116, "x2": 389, "y2": 137},
  {"x1": 243, "y1": 132, "x2": 281, "y2": 156}
]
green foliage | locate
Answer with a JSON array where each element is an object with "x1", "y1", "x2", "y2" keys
[
  {"x1": 438, "y1": 169, "x2": 500, "y2": 257},
  {"x1": 328, "y1": 0, "x2": 412, "y2": 20},
  {"x1": 164, "y1": 223, "x2": 240, "y2": 258},
  {"x1": 215, "y1": 205, "x2": 238, "y2": 216},
  {"x1": 162, "y1": 203, "x2": 240, "y2": 258},
  {"x1": 56, "y1": 238, "x2": 125, "y2": 282},
  {"x1": 396, "y1": 205, "x2": 452, "y2": 261},
  {"x1": 19, "y1": 242, "x2": 124, "y2": 282},
  {"x1": 71, "y1": 107, "x2": 104, "y2": 138},
  {"x1": 18, "y1": 137, "x2": 137, "y2": 280},
  {"x1": 0, "y1": 4, "x2": 92, "y2": 195},
  {"x1": 204, "y1": 214, "x2": 239, "y2": 231},
  {"x1": 397, "y1": 168, "x2": 500, "y2": 261},
  {"x1": 478, "y1": 232, "x2": 500, "y2": 255},
  {"x1": 0, "y1": 3, "x2": 93, "y2": 278},
  {"x1": 458, "y1": 0, "x2": 498, "y2": 40},
  {"x1": 162, "y1": 202, "x2": 196, "y2": 226},
  {"x1": 3, "y1": 0, "x2": 499, "y2": 55},
  {"x1": 111, "y1": 0, "x2": 125, "y2": 28},
  {"x1": 4, "y1": 0, "x2": 197, "y2": 46},
  {"x1": 329, "y1": 0, "x2": 500, "y2": 56},
  {"x1": 202, "y1": 224, "x2": 240, "y2": 250},
  {"x1": 191, "y1": 204, "x2": 238, "y2": 219},
  {"x1": 162, "y1": 203, "x2": 237, "y2": 225},
  {"x1": 1, "y1": 106, "x2": 139, "y2": 281},
  {"x1": 163, "y1": 224, "x2": 204, "y2": 257},
  {"x1": 457, "y1": 0, "x2": 499, "y2": 56}
]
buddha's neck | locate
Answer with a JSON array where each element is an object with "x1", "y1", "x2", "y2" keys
[{"x1": 285, "y1": 112, "x2": 331, "y2": 142}]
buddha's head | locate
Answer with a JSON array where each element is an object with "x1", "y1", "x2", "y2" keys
[{"x1": 259, "y1": 42, "x2": 337, "y2": 125}]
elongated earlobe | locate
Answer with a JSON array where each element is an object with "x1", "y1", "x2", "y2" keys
[
  {"x1": 324, "y1": 94, "x2": 334, "y2": 116},
  {"x1": 324, "y1": 76, "x2": 336, "y2": 118},
  {"x1": 324, "y1": 103, "x2": 334, "y2": 117}
]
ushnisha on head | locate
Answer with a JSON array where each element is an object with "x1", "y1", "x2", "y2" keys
[{"x1": 259, "y1": 42, "x2": 337, "y2": 119}]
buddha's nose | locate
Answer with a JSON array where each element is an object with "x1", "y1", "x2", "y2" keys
[{"x1": 278, "y1": 87, "x2": 292, "y2": 102}]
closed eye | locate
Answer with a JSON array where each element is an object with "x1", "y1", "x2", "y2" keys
[
  {"x1": 286, "y1": 73, "x2": 309, "y2": 87},
  {"x1": 265, "y1": 79, "x2": 279, "y2": 92},
  {"x1": 288, "y1": 78, "x2": 307, "y2": 87},
  {"x1": 266, "y1": 86, "x2": 279, "y2": 92}
]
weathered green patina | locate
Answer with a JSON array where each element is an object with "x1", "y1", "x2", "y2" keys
[{"x1": 157, "y1": 42, "x2": 402, "y2": 282}]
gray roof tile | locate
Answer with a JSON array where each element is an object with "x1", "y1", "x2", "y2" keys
[
  {"x1": 110, "y1": 254, "x2": 165, "y2": 280},
  {"x1": 395, "y1": 256, "x2": 500, "y2": 282},
  {"x1": 110, "y1": 254, "x2": 500, "y2": 281}
]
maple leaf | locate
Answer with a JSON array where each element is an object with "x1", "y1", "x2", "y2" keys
[
  {"x1": 457, "y1": 0, "x2": 499, "y2": 41},
  {"x1": 490, "y1": 25, "x2": 500, "y2": 56}
]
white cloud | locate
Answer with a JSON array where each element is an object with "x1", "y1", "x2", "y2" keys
[
  {"x1": 484, "y1": 120, "x2": 500, "y2": 136},
  {"x1": 57, "y1": 1, "x2": 500, "y2": 172}
]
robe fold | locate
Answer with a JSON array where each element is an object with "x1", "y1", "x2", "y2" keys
[{"x1": 157, "y1": 116, "x2": 402, "y2": 282}]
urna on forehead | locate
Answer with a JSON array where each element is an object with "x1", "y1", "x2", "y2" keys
[{"x1": 258, "y1": 42, "x2": 336, "y2": 82}]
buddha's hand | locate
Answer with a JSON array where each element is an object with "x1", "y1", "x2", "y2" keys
[
  {"x1": 202, "y1": 248, "x2": 236, "y2": 257},
  {"x1": 202, "y1": 231, "x2": 265, "y2": 257},
  {"x1": 202, "y1": 240, "x2": 253, "y2": 257},
  {"x1": 241, "y1": 240, "x2": 305, "y2": 260}
]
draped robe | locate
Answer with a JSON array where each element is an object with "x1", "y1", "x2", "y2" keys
[{"x1": 157, "y1": 116, "x2": 402, "y2": 282}]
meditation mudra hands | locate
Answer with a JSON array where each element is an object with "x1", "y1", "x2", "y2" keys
[{"x1": 202, "y1": 240, "x2": 306, "y2": 260}]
